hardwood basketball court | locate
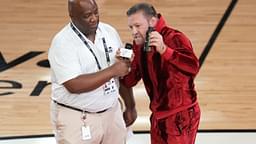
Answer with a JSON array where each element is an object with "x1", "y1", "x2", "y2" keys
[{"x1": 0, "y1": 0, "x2": 256, "y2": 137}]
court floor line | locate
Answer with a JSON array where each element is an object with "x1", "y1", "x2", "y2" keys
[{"x1": 199, "y1": 0, "x2": 238, "y2": 67}]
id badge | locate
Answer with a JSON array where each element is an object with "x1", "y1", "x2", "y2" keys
[
  {"x1": 81, "y1": 126, "x2": 91, "y2": 140},
  {"x1": 103, "y1": 78, "x2": 117, "y2": 95}
]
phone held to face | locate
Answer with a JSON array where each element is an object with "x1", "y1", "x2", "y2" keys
[{"x1": 144, "y1": 26, "x2": 155, "y2": 52}]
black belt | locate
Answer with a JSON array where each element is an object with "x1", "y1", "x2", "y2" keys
[{"x1": 53, "y1": 100, "x2": 108, "y2": 114}]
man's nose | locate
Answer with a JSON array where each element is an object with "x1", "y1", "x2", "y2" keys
[
  {"x1": 131, "y1": 27, "x2": 137, "y2": 35},
  {"x1": 90, "y1": 14, "x2": 98, "y2": 23}
]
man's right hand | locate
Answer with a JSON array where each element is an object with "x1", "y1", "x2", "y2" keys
[{"x1": 111, "y1": 59, "x2": 131, "y2": 77}]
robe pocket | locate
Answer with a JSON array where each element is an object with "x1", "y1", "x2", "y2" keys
[{"x1": 165, "y1": 106, "x2": 200, "y2": 136}]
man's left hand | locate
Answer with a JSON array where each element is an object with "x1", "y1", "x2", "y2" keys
[
  {"x1": 149, "y1": 31, "x2": 167, "y2": 54},
  {"x1": 123, "y1": 107, "x2": 137, "y2": 127}
]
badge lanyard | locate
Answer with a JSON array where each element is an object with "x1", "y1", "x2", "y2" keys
[{"x1": 70, "y1": 23, "x2": 111, "y2": 70}]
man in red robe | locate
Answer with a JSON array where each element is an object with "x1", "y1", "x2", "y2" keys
[{"x1": 121, "y1": 3, "x2": 201, "y2": 144}]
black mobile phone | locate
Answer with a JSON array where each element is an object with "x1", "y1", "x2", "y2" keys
[{"x1": 144, "y1": 27, "x2": 155, "y2": 52}]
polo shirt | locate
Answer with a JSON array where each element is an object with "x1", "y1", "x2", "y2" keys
[{"x1": 48, "y1": 22, "x2": 122, "y2": 112}]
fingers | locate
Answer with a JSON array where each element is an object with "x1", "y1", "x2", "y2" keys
[
  {"x1": 125, "y1": 119, "x2": 134, "y2": 127},
  {"x1": 115, "y1": 48, "x2": 122, "y2": 59},
  {"x1": 124, "y1": 114, "x2": 134, "y2": 127},
  {"x1": 149, "y1": 32, "x2": 162, "y2": 46},
  {"x1": 149, "y1": 32, "x2": 166, "y2": 54},
  {"x1": 123, "y1": 109, "x2": 137, "y2": 127},
  {"x1": 117, "y1": 60, "x2": 131, "y2": 76}
]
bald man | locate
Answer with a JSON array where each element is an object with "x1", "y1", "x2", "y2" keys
[{"x1": 48, "y1": 0, "x2": 137, "y2": 143}]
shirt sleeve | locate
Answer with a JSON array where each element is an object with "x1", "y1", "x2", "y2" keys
[
  {"x1": 161, "y1": 31, "x2": 199, "y2": 76},
  {"x1": 48, "y1": 39, "x2": 82, "y2": 84}
]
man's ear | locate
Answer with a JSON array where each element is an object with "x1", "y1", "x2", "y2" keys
[{"x1": 149, "y1": 17, "x2": 158, "y2": 27}]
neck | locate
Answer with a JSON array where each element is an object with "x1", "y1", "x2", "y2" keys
[
  {"x1": 72, "y1": 21, "x2": 96, "y2": 43},
  {"x1": 85, "y1": 33, "x2": 96, "y2": 43}
]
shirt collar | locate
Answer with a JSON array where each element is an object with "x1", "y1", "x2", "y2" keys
[
  {"x1": 70, "y1": 21, "x2": 104, "y2": 42},
  {"x1": 154, "y1": 14, "x2": 167, "y2": 32}
]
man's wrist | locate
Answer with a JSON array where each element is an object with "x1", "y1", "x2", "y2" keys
[
  {"x1": 125, "y1": 105, "x2": 136, "y2": 110},
  {"x1": 159, "y1": 43, "x2": 167, "y2": 55}
]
